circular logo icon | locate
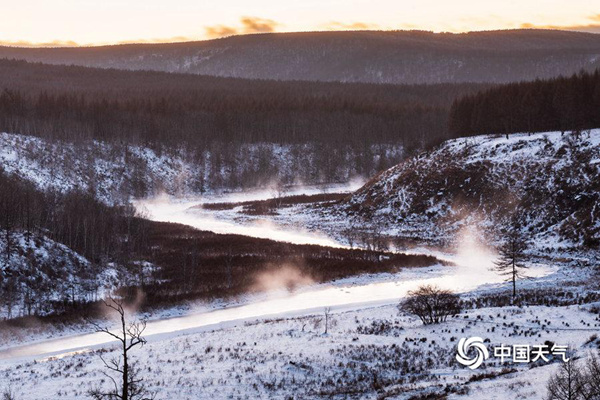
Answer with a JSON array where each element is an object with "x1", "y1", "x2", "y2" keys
[{"x1": 456, "y1": 337, "x2": 489, "y2": 369}]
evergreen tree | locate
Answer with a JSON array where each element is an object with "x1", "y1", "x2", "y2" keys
[{"x1": 494, "y1": 216, "x2": 529, "y2": 299}]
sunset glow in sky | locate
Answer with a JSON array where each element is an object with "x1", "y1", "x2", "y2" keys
[{"x1": 2, "y1": 0, "x2": 599, "y2": 46}]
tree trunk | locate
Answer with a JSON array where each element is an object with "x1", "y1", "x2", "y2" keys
[
  {"x1": 122, "y1": 353, "x2": 128, "y2": 400},
  {"x1": 121, "y1": 313, "x2": 129, "y2": 400},
  {"x1": 512, "y1": 259, "x2": 516, "y2": 299}
]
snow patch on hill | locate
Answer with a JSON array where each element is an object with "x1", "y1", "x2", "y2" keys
[
  {"x1": 0, "y1": 132, "x2": 400, "y2": 204},
  {"x1": 340, "y1": 130, "x2": 600, "y2": 250},
  {"x1": 0, "y1": 231, "x2": 120, "y2": 318}
]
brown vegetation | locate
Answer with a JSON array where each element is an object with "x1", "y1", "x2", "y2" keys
[
  {"x1": 200, "y1": 193, "x2": 348, "y2": 215},
  {"x1": 133, "y1": 220, "x2": 440, "y2": 308}
]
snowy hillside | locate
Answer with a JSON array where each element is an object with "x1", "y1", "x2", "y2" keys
[
  {"x1": 0, "y1": 231, "x2": 120, "y2": 318},
  {"x1": 0, "y1": 132, "x2": 400, "y2": 204},
  {"x1": 341, "y1": 130, "x2": 600, "y2": 250}
]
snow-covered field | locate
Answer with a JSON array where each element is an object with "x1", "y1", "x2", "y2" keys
[
  {"x1": 2, "y1": 284, "x2": 599, "y2": 399},
  {"x1": 0, "y1": 224, "x2": 591, "y2": 399}
]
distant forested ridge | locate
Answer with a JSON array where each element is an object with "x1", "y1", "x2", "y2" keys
[
  {"x1": 0, "y1": 59, "x2": 485, "y2": 148},
  {"x1": 449, "y1": 70, "x2": 600, "y2": 136},
  {"x1": 1, "y1": 29, "x2": 600, "y2": 84},
  {"x1": 0, "y1": 59, "x2": 490, "y2": 194}
]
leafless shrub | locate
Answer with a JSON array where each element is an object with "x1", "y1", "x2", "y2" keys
[
  {"x1": 546, "y1": 350, "x2": 600, "y2": 400},
  {"x1": 399, "y1": 285, "x2": 461, "y2": 325},
  {"x1": 2, "y1": 386, "x2": 17, "y2": 400}
]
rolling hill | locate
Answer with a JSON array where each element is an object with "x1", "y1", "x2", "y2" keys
[
  {"x1": 338, "y1": 129, "x2": 600, "y2": 250},
  {"x1": 2, "y1": 29, "x2": 600, "y2": 84}
]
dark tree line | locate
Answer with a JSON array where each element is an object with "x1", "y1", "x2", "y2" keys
[
  {"x1": 449, "y1": 69, "x2": 600, "y2": 136},
  {"x1": 0, "y1": 168, "x2": 147, "y2": 264},
  {"x1": 0, "y1": 168, "x2": 151, "y2": 316},
  {"x1": 0, "y1": 59, "x2": 488, "y2": 151}
]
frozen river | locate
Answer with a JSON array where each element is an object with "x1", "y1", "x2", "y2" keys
[{"x1": 0, "y1": 184, "x2": 555, "y2": 362}]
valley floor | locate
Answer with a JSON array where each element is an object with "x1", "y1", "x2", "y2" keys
[
  {"x1": 1, "y1": 254, "x2": 598, "y2": 400},
  {"x1": 3, "y1": 128, "x2": 600, "y2": 399},
  {"x1": 2, "y1": 298, "x2": 599, "y2": 399}
]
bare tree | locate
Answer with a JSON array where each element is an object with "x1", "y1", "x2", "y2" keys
[
  {"x1": 495, "y1": 217, "x2": 529, "y2": 299},
  {"x1": 2, "y1": 386, "x2": 17, "y2": 400},
  {"x1": 399, "y1": 285, "x2": 461, "y2": 325},
  {"x1": 272, "y1": 181, "x2": 288, "y2": 209},
  {"x1": 581, "y1": 351, "x2": 600, "y2": 400},
  {"x1": 341, "y1": 226, "x2": 356, "y2": 249},
  {"x1": 323, "y1": 307, "x2": 332, "y2": 334},
  {"x1": 89, "y1": 297, "x2": 154, "y2": 400},
  {"x1": 547, "y1": 358, "x2": 584, "y2": 400}
]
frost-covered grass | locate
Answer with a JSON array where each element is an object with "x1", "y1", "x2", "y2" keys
[{"x1": 2, "y1": 290, "x2": 600, "y2": 399}]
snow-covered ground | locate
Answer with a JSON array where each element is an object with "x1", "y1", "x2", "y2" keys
[
  {"x1": 0, "y1": 232, "x2": 121, "y2": 319},
  {"x1": 0, "y1": 131, "x2": 395, "y2": 204},
  {"x1": 0, "y1": 223, "x2": 584, "y2": 399},
  {"x1": 2, "y1": 286, "x2": 599, "y2": 399}
]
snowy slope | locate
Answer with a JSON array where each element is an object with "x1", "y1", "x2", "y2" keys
[
  {"x1": 0, "y1": 132, "x2": 202, "y2": 203},
  {"x1": 340, "y1": 130, "x2": 600, "y2": 250},
  {"x1": 0, "y1": 231, "x2": 120, "y2": 318},
  {"x1": 0, "y1": 132, "x2": 401, "y2": 204}
]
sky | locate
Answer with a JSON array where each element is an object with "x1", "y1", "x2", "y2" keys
[{"x1": 1, "y1": 0, "x2": 599, "y2": 47}]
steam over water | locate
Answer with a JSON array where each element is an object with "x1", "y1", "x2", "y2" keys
[
  {"x1": 133, "y1": 182, "x2": 366, "y2": 247},
  {"x1": 0, "y1": 184, "x2": 555, "y2": 362}
]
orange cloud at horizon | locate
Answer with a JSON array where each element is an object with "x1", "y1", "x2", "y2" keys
[
  {"x1": 520, "y1": 13, "x2": 600, "y2": 34},
  {"x1": 324, "y1": 21, "x2": 381, "y2": 31},
  {"x1": 205, "y1": 16, "x2": 280, "y2": 39},
  {"x1": 0, "y1": 39, "x2": 80, "y2": 48},
  {"x1": 4, "y1": 0, "x2": 600, "y2": 46},
  {"x1": 0, "y1": 10, "x2": 600, "y2": 47}
]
